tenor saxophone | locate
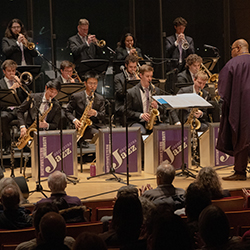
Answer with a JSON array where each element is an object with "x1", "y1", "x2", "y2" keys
[
  {"x1": 16, "y1": 101, "x2": 53, "y2": 149},
  {"x1": 145, "y1": 82, "x2": 160, "y2": 130},
  {"x1": 76, "y1": 91, "x2": 94, "y2": 142},
  {"x1": 184, "y1": 108, "x2": 201, "y2": 130}
]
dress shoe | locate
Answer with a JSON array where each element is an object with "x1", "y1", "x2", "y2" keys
[{"x1": 222, "y1": 173, "x2": 247, "y2": 181}]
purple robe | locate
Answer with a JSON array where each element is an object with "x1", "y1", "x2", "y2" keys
[{"x1": 216, "y1": 54, "x2": 250, "y2": 156}]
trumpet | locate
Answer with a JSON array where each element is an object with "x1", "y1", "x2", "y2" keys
[
  {"x1": 18, "y1": 33, "x2": 35, "y2": 50},
  {"x1": 129, "y1": 44, "x2": 143, "y2": 60},
  {"x1": 178, "y1": 34, "x2": 189, "y2": 50},
  {"x1": 87, "y1": 34, "x2": 106, "y2": 48}
]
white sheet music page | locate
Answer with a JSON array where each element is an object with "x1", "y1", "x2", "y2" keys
[{"x1": 153, "y1": 93, "x2": 213, "y2": 109}]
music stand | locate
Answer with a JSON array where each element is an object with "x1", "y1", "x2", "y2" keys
[
  {"x1": 0, "y1": 89, "x2": 21, "y2": 178},
  {"x1": 153, "y1": 93, "x2": 213, "y2": 178},
  {"x1": 17, "y1": 65, "x2": 42, "y2": 93}
]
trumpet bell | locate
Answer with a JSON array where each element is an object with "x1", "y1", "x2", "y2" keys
[
  {"x1": 182, "y1": 41, "x2": 190, "y2": 50},
  {"x1": 97, "y1": 40, "x2": 106, "y2": 48},
  {"x1": 20, "y1": 72, "x2": 33, "y2": 85}
]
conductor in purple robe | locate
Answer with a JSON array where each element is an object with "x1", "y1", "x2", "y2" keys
[{"x1": 217, "y1": 39, "x2": 250, "y2": 181}]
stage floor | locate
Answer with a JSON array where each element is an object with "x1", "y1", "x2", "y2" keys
[{"x1": 4, "y1": 163, "x2": 250, "y2": 205}]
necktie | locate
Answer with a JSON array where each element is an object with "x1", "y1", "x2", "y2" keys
[
  {"x1": 145, "y1": 88, "x2": 150, "y2": 112},
  {"x1": 9, "y1": 80, "x2": 14, "y2": 87}
]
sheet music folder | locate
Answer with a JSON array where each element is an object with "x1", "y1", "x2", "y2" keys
[{"x1": 153, "y1": 93, "x2": 213, "y2": 109}]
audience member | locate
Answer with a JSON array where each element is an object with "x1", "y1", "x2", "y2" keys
[
  {"x1": 35, "y1": 212, "x2": 69, "y2": 250},
  {"x1": 72, "y1": 232, "x2": 107, "y2": 250},
  {"x1": 16, "y1": 202, "x2": 75, "y2": 250},
  {"x1": 0, "y1": 184, "x2": 32, "y2": 229},
  {"x1": 35, "y1": 171, "x2": 81, "y2": 209},
  {"x1": 141, "y1": 162, "x2": 185, "y2": 210},
  {"x1": 99, "y1": 195, "x2": 143, "y2": 248},
  {"x1": 194, "y1": 167, "x2": 230, "y2": 200}
]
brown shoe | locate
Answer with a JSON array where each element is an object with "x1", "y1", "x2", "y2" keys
[{"x1": 222, "y1": 173, "x2": 246, "y2": 181}]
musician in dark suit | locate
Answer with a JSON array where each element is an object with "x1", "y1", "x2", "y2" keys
[
  {"x1": 115, "y1": 33, "x2": 142, "y2": 60},
  {"x1": 177, "y1": 71, "x2": 209, "y2": 132},
  {"x1": 0, "y1": 60, "x2": 28, "y2": 154},
  {"x1": 176, "y1": 54, "x2": 202, "y2": 91},
  {"x1": 56, "y1": 60, "x2": 79, "y2": 84},
  {"x1": 2, "y1": 19, "x2": 38, "y2": 65},
  {"x1": 68, "y1": 19, "x2": 101, "y2": 68},
  {"x1": 114, "y1": 55, "x2": 139, "y2": 125},
  {"x1": 127, "y1": 65, "x2": 179, "y2": 135},
  {"x1": 165, "y1": 17, "x2": 195, "y2": 72},
  {"x1": 65, "y1": 71, "x2": 105, "y2": 142},
  {"x1": 17, "y1": 80, "x2": 61, "y2": 139}
]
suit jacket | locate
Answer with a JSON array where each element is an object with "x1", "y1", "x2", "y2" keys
[
  {"x1": 65, "y1": 91, "x2": 105, "y2": 127},
  {"x1": 17, "y1": 92, "x2": 61, "y2": 130},
  {"x1": 127, "y1": 83, "x2": 179, "y2": 124},
  {"x1": 177, "y1": 86, "x2": 209, "y2": 122},
  {"x1": 68, "y1": 34, "x2": 98, "y2": 65},
  {"x1": 165, "y1": 35, "x2": 195, "y2": 71},
  {"x1": 2, "y1": 37, "x2": 38, "y2": 65},
  {"x1": 115, "y1": 46, "x2": 142, "y2": 60},
  {"x1": 114, "y1": 72, "x2": 126, "y2": 114},
  {"x1": 177, "y1": 69, "x2": 193, "y2": 85},
  {"x1": 0, "y1": 78, "x2": 28, "y2": 111}
]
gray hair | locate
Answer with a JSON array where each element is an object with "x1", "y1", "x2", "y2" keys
[
  {"x1": 78, "y1": 19, "x2": 89, "y2": 26},
  {"x1": 48, "y1": 171, "x2": 67, "y2": 193},
  {"x1": 156, "y1": 162, "x2": 175, "y2": 184}
]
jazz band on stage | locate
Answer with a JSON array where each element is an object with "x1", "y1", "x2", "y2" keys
[{"x1": 2, "y1": 16, "x2": 240, "y2": 180}]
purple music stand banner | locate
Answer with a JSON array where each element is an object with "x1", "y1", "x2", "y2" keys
[
  {"x1": 104, "y1": 131, "x2": 139, "y2": 173},
  {"x1": 157, "y1": 128, "x2": 189, "y2": 170},
  {"x1": 214, "y1": 127, "x2": 234, "y2": 166},
  {"x1": 39, "y1": 134, "x2": 74, "y2": 177}
]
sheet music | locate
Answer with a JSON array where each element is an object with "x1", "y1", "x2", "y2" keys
[{"x1": 153, "y1": 93, "x2": 213, "y2": 109}]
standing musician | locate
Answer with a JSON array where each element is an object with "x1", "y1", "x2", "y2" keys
[
  {"x1": 65, "y1": 71, "x2": 105, "y2": 146},
  {"x1": 17, "y1": 80, "x2": 61, "y2": 140},
  {"x1": 56, "y1": 60, "x2": 79, "y2": 84},
  {"x1": 165, "y1": 17, "x2": 195, "y2": 72},
  {"x1": 177, "y1": 71, "x2": 209, "y2": 132},
  {"x1": 0, "y1": 60, "x2": 28, "y2": 155},
  {"x1": 114, "y1": 55, "x2": 139, "y2": 124},
  {"x1": 115, "y1": 33, "x2": 143, "y2": 60},
  {"x1": 2, "y1": 19, "x2": 38, "y2": 66},
  {"x1": 127, "y1": 64, "x2": 179, "y2": 135},
  {"x1": 68, "y1": 19, "x2": 101, "y2": 67}
]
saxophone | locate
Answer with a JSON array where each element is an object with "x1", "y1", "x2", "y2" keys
[
  {"x1": 16, "y1": 101, "x2": 53, "y2": 149},
  {"x1": 146, "y1": 82, "x2": 160, "y2": 130},
  {"x1": 76, "y1": 91, "x2": 94, "y2": 142}
]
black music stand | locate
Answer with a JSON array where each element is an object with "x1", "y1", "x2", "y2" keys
[
  {"x1": 17, "y1": 65, "x2": 42, "y2": 93},
  {"x1": 153, "y1": 93, "x2": 212, "y2": 178}
]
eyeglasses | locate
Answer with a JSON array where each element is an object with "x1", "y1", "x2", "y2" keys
[{"x1": 231, "y1": 46, "x2": 238, "y2": 51}]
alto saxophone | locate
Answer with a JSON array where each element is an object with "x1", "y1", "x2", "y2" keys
[
  {"x1": 16, "y1": 101, "x2": 53, "y2": 149},
  {"x1": 76, "y1": 91, "x2": 94, "y2": 142},
  {"x1": 146, "y1": 82, "x2": 160, "y2": 130}
]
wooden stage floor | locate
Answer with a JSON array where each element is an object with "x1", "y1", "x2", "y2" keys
[{"x1": 3, "y1": 163, "x2": 250, "y2": 206}]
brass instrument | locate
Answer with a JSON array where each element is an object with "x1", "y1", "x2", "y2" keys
[
  {"x1": 13, "y1": 71, "x2": 32, "y2": 100},
  {"x1": 76, "y1": 91, "x2": 94, "y2": 142},
  {"x1": 71, "y1": 69, "x2": 83, "y2": 83},
  {"x1": 178, "y1": 34, "x2": 189, "y2": 50},
  {"x1": 16, "y1": 101, "x2": 53, "y2": 149},
  {"x1": 185, "y1": 108, "x2": 201, "y2": 130},
  {"x1": 18, "y1": 33, "x2": 35, "y2": 50},
  {"x1": 129, "y1": 44, "x2": 143, "y2": 60},
  {"x1": 88, "y1": 34, "x2": 106, "y2": 48},
  {"x1": 146, "y1": 82, "x2": 160, "y2": 130}
]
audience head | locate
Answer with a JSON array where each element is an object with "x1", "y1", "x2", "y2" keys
[
  {"x1": 185, "y1": 182, "x2": 211, "y2": 222},
  {"x1": 112, "y1": 194, "x2": 143, "y2": 244},
  {"x1": 48, "y1": 171, "x2": 67, "y2": 193},
  {"x1": 185, "y1": 54, "x2": 202, "y2": 74},
  {"x1": 195, "y1": 166, "x2": 223, "y2": 200},
  {"x1": 33, "y1": 202, "x2": 59, "y2": 232},
  {"x1": 199, "y1": 205, "x2": 230, "y2": 248},
  {"x1": 72, "y1": 232, "x2": 107, "y2": 250},
  {"x1": 231, "y1": 39, "x2": 249, "y2": 58},
  {"x1": 0, "y1": 184, "x2": 20, "y2": 210},
  {"x1": 117, "y1": 185, "x2": 138, "y2": 198},
  {"x1": 5, "y1": 18, "x2": 26, "y2": 39},
  {"x1": 39, "y1": 212, "x2": 66, "y2": 244},
  {"x1": 156, "y1": 162, "x2": 175, "y2": 185}
]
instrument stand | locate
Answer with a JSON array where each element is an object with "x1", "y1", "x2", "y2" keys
[{"x1": 29, "y1": 98, "x2": 50, "y2": 198}]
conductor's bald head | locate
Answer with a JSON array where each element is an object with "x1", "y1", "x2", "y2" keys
[{"x1": 231, "y1": 39, "x2": 249, "y2": 58}]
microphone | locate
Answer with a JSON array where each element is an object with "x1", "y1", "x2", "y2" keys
[
  {"x1": 144, "y1": 54, "x2": 152, "y2": 61},
  {"x1": 204, "y1": 44, "x2": 218, "y2": 50},
  {"x1": 120, "y1": 65, "x2": 129, "y2": 80}
]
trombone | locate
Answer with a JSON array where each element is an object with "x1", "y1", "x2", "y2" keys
[{"x1": 13, "y1": 71, "x2": 32, "y2": 98}]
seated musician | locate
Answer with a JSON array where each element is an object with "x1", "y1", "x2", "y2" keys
[
  {"x1": 177, "y1": 71, "x2": 209, "y2": 132},
  {"x1": 68, "y1": 19, "x2": 102, "y2": 68},
  {"x1": 17, "y1": 80, "x2": 61, "y2": 147},
  {"x1": 127, "y1": 64, "x2": 179, "y2": 135},
  {"x1": 176, "y1": 54, "x2": 202, "y2": 90},
  {"x1": 0, "y1": 60, "x2": 29, "y2": 155},
  {"x1": 65, "y1": 71, "x2": 105, "y2": 147},
  {"x1": 115, "y1": 33, "x2": 143, "y2": 60},
  {"x1": 114, "y1": 55, "x2": 139, "y2": 125},
  {"x1": 2, "y1": 18, "x2": 38, "y2": 66},
  {"x1": 56, "y1": 60, "x2": 79, "y2": 84}
]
